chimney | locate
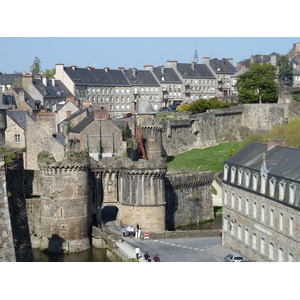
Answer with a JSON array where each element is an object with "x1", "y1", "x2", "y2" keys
[
  {"x1": 191, "y1": 62, "x2": 195, "y2": 70},
  {"x1": 202, "y1": 57, "x2": 210, "y2": 64},
  {"x1": 42, "y1": 76, "x2": 47, "y2": 86},
  {"x1": 131, "y1": 68, "x2": 137, "y2": 77},
  {"x1": 55, "y1": 63, "x2": 64, "y2": 81},
  {"x1": 144, "y1": 65, "x2": 153, "y2": 71},
  {"x1": 267, "y1": 138, "x2": 288, "y2": 150},
  {"x1": 70, "y1": 65, "x2": 77, "y2": 71},
  {"x1": 118, "y1": 66, "x2": 125, "y2": 73},
  {"x1": 160, "y1": 65, "x2": 165, "y2": 74},
  {"x1": 225, "y1": 58, "x2": 233, "y2": 65},
  {"x1": 94, "y1": 105, "x2": 109, "y2": 120},
  {"x1": 51, "y1": 77, "x2": 55, "y2": 87},
  {"x1": 167, "y1": 60, "x2": 177, "y2": 69},
  {"x1": 104, "y1": 67, "x2": 110, "y2": 72}
]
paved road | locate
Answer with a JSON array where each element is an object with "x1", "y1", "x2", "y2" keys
[{"x1": 122, "y1": 236, "x2": 228, "y2": 262}]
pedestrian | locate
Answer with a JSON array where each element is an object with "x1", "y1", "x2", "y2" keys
[
  {"x1": 153, "y1": 254, "x2": 161, "y2": 262},
  {"x1": 126, "y1": 225, "x2": 130, "y2": 237},
  {"x1": 121, "y1": 226, "x2": 126, "y2": 237},
  {"x1": 137, "y1": 227, "x2": 141, "y2": 239},
  {"x1": 130, "y1": 226, "x2": 135, "y2": 238},
  {"x1": 144, "y1": 251, "x2": 151, "y2": 262},
  {"x1": 135, "y1": 246, "x2": 140, "y2": 260}
]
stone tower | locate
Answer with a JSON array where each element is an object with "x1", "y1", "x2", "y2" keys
[{"x1": 38, "y1": 152, "x2": 91, "y2": 253}]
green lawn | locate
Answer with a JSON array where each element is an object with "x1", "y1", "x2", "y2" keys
[{"x1": 166, "y1": 141, "x2": 240, "y2": 173}]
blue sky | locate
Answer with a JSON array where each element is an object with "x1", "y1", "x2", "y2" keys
[{"x1": 1, "y1": 37, "x2": 300, "y2": 74}]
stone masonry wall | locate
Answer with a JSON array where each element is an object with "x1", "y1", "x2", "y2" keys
[{"x1": 0, "y1": 159, "x2": 16, "y2": 262}]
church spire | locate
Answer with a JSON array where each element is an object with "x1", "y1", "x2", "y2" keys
[{"x1": 193, "y1": 48, "x2": 198, "y2": 63}]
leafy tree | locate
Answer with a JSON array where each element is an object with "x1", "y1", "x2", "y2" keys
[
  {"x1": 176, "y1": 103, "x2": 191, "y2": 112},
  {"x1": 277, "y1": 56, "x2": 293, "y2": 86},
  {"x1": 30, "y1": 56, "x2": 42, "y2": 74},
  {"x1": 189, "y1": 97, "x2": 230, "y2": 114},
  {"x1": 237, "y1": 63, "x2": 277, "y2": 103},
  {"x1": 43, "y1": 68, "x2": 56, "y2": 78}
]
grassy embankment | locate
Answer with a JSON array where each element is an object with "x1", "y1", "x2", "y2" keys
[{"x1": 166, "y1": 141, "x2": 240, "y2": 173}]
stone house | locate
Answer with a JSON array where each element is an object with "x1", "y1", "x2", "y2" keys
[
  {"x1": 167, "y1": 59, "x2": 216, "y2": 103},
  {"x1": 55, "y1": 64, "x2": 132, "y2": 118},
  {"x1": 68, "y1": 106, "x2": 127, "y2": 160},
  {"x1": 123, "y1": 67, "x2": 161, "y2": 112},
  {"x1": 145, "y1": 64, "x2": 183, "y2": 107},
  {"x1": 202, "y1": 57, "x2": 237, "y2": 98},
  {"x1": 222, "y1": 142, "x2": 300, "y2": 262}
]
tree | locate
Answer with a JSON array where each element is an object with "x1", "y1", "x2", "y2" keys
[
  {"x1": 237, "y1": 63, "x2": 277, "y2": 103},
  {"x1": 43, "y1": 68, "x2": 56, "y2": 78},
  {"x1": 278, "y1": 56, "x2": 293, "y2": 86},
  {"x1": 30, "y1": 56, "x2": 42, "y2": 74},
  {"x1": 189, "y1": 97, "x2": 230, "y2": 114}
]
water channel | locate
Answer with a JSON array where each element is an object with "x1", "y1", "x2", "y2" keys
[{"x1": 32, "y1": 216, "x2": 222, "y2": 262}]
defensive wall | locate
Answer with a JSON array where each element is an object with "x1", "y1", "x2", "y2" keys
[{"x1": 162, "y1": 103, "x2": 291, "y2": 155}]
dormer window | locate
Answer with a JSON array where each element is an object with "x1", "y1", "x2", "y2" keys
[
  {"x1": 252, "y1": 173, "x2": 258, "y2": 191},
  {"x1": 260, "y1": 174, "x2": 267, "y2": 194},
  {"x1": 230, "y1": 166, "x2": 236, "y2": 183},
  {"x1": 289, "y1": 183, "x2": 296, "y2": 205},
  {"x1": 223, "y1": 164, "x2": 229, "y2": 181},
  {"x1": 279, "y1": 180, "x2": 286, "y2": 201},
  {"x1": 269, "y1": 177, "x2": 276, "y2": 198},
  {"x1": 245, "y1": 170, "x2": 250, "y2": 188}
]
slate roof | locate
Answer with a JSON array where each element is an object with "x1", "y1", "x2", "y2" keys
[
  {"x1": 64, "y1": 67, "x2": 131, "y2": 87},
  {"x1": 70, "y1": 112, "x2": 94, "y2": 133},
  {"x1": 152, "y1": 67, "x2": 182, "y2": 83},
  {"x1": 6, "y1": 110, "x2": 28, "y2": 130},
  {"x1": 124, "y1": 69, "x2": 160, "y2": 86},
  {"x1": 58, "y1": 108, "x2": 88, "y2": 125},
  {"x1": 0, "y1": 74, "x2": 23, "y2": 85},
  {"x1": 33, "y1": 78, "x2": 72, "y2": 98},
  {"x1": 225, "y1": 142, "x2": 300, "y2": 182},
  {"x1": 177, "y1": 63, "x2": 215, "y2": 79},
  {"x1": 209, "y1": 59, "x2": 237, "y2": 74}
]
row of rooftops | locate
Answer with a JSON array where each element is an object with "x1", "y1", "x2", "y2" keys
[{"x1": 57, "y1": 57, "x2": 237, "y2": 87}]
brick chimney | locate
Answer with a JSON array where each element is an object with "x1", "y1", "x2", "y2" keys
[
  {"x1": 267, "y1": 138, "x2": 288, "y2": 149},
  {"x1": 94, "y1": 105, "x2": 108, "y2": 120}
]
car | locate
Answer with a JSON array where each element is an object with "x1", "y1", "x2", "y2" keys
[
  {"x1": 159, "y1": 107, "x2": 169, "y2": 112},
  {"x1": 168, "y1": 104, "x2": 178, "y2": 111},
  {"x1": 116, "y1": 115, "x2": 123, "y2": 119},
  {"x1": 224, "y1": 253, "x2": 244, "y2": 262}
]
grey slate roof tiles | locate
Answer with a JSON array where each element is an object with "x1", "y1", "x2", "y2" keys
[
  {"x1": 209, "y1": 59, "x2": 237, "y2": 74},
  {"x1": 225, "y1": 142, "x2": 300, "y2": 182},
  {"x1": 124, "y1": 69, "x2": 160, "y2": 86},
  {"x1": 0, "y1": 74, "x2": 23, "y2": 85},
  {"x1": 64, "y1": 67, "x2": 131, "y2": 87},
  {"x1": 152, "y1": 67, "x2": 182, "y2": 83},
  {"x1": 177, "y1": 63, "x2": 215, "y2": 78}
]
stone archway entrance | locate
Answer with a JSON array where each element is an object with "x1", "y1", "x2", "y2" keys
[{"x1": 101, "y1": 205, "x2": 119, "y2": 224}]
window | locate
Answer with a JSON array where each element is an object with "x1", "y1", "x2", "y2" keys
[
  {"x1": 289, "y1": 217, "x2": 294, "y2": 236},
  {"x1": 270, "y1": 209, "x2": 274, "y2": 226},
  {"x1": 245, "y1": 170, "x2": 250, "y2": 188},
  {"x1": 230, "y1": 166, "x2": 236, "y2": 183},
  {"x1": 269, "y1": 178, "x2": 276, "y2": 198},
  {"x1": 278, "y1": 248, "x2": 284, "y2": 262},
  {"x1": 261, "y1": 238, "x2": 265, "y2": 255},
  {"x1": 231, "y1": 193, "x2": 235, "y2": 208},
  {"x1": 261, "y1": 205, "x2": 265, "y2": 223},
  {"x1": 245, "y1": 229, "x2": 249, "y2": 245},
  {"x1": 224, "y1": 190, "x2": 228, "y2": 205},
  {"x1": 269, "y1": 243, "x2": 274, "y2": 260},
  {"x1": 289, "y1": 253, "x2": 294, "y2": 262},
  {"x1": 252, "y1": 233, "x2": 257, "y2": 250},
  {"x1": 238, "y1": 225, "x2": 242, "y2": 240},
  {"x1": 289, "y1": 183, "x2": 296, "y2": 205},
  {"x1": 261, "y1": 174, "x2": 267, "y2": 194},
  {"x1": 238, "y1": 168, "x2": 243, "y2": 185},
  {"x1": 238, "y1": 196, "x2": 242, "y2": 211},
  {"x1": 252, "y1": 173, "x2": 258, "y2": 191},
  {"x1": 279, "y1": 213, "x2": 283, "y2": 231},
  {"x1": 245, "y1": 199, "x2": 249, "y2": 215},
  {"x1": 223, "y1": 164, "x2": 229, "y2": 181},
  {"x1": 15, "y1": 134, "x2": 21, "y2": 143},
  {"x1": 279, "y1": 181, "x2": 286, "y2": 201},
  {"x1": 253, "y1": 202, "x2": 257, "y2": 218}
]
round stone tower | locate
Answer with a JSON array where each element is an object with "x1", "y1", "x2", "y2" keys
[
  {"x1": 118, "y1": 158, "x2": 167, "y2": 232},
  {"x1": 140, "y1": 124, "x2": 163, "y2": 159},
  {"x1": 38, "y1": 152, "x2": 90, "y2": 253}
]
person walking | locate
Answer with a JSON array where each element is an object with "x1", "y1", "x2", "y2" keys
[
  {"x1": 153, "y1": 254, "x2": 161, "y2": 262},
  {"x1": 135, "y1": 247, "x2": 140, "y2": 260},
  {"x1": 144, "y1": 251, "x2": 151, "y2": 262},
  {"x1": 121, "y1": 226, "x2": 126, "y2": 237}
]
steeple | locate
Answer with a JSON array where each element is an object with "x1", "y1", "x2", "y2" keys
[{"x1": 193, "y1": 49, "x2": 198, "y2": 63}]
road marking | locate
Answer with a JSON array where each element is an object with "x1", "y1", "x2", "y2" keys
[{"x1": 150, "y1": 240, "x2": 205, "y2": 252}]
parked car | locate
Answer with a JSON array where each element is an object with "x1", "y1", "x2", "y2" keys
[
  {"x1": 124, "y1": 113, "x2": 132, "y2": 118},
  {"x1": 168, "y1": 104, "x2": 178, "y2": 111},
  {"x1": 116, "y1": 115, "x2": 123, "y2": 119},
  {"x1": 159, "y1": 107, "x2": 169, "y2": 112},
  {"x1": 224, "y1": 253, "x2": 244, "y2": 262}
]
